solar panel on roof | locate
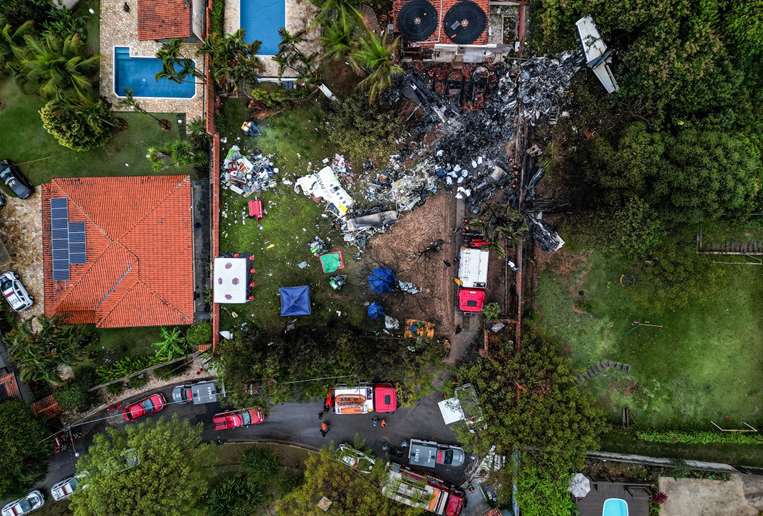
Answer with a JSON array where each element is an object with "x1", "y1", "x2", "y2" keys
[
  {"x1": 50, "y1": 198, "x2": 70, "y2": 281},
  {"x1": 49, "y1": 197, "x2": 89, "y2": 278},
  {"x1": 68, "y1": 222, "x2": 86, "y2": 264}
]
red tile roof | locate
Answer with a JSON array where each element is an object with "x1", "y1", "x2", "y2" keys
[
  {"x1": 42, "y1": 176, "x2": 195, "y2": 328},
  {"x1": 138, "y1": 0, "x2": 193, "y2": 41}
]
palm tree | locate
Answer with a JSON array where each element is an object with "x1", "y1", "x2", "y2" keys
[
  {"x1": 321, "y1": 7, "x2": 355, "y2": 61},
  {"x1": 274, "y1": 28, "x2": 319, "y2": 83},
  {"x1": 350, "y1": 31, "x2": 402, "y2": 102},
  {"x1": 16, "y1": 31, "x2": 99, "y2": 100},
  {"x1": 118, "y1": 89, "x2": 171, "y2": 130},
  {"x1": 0, "y1": 20, "x2": 33, "y2": 74},
  {"x1": 155, "y1": 38, "x2": 196, "y2": 84},
  {"x1": 313, "y1": 0, "x2": 359, "y2": 26},
  {"x1": 198, "y1": 30, "x2": 263, "y2": 95}
]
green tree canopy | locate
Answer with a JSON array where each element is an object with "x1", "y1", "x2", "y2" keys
[
  {"x1": 5, "y1": 315, "x2": 95, "y2": 384},
  {"x1": 535, "y1": 0, "x2": 758, "y2": 122},
  {"x1": 197, "y1": 30, "x2": 263, "y2": 95},
  {"x1": 16, "y1": 31, "x2": 99, "y2": 100},
  {"x1": 454, "y1": 334, "x2": 604, "y2": 473},
  {"x1": 587, "y1": 122, "x2": 761, "y2": 222},
  {"x1": 40, "y1": 96, "x2": 120, "y2": 152},
  {"x1": 276, "y1": 448, "x2": 417, "y2": 515},
  {"x1": 70, "y1": 417, "x2": 213, "y2": 516},
  {"x1": 350, "y1": 31, "x2": 402, "y2": 102},
  {"x1": 0, "y1": 400, "x2": 50, "y2": 498}
]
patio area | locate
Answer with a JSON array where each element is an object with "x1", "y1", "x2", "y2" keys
[
  {"x1": 575, "y1": 481, "x2": 650, "y2": 516},
  {"x1": 99, "y1": 0, "x2": 204, "y2": 120},
  {"x1": 224, "y1": 0, "x2": 319, "y2": 79}
]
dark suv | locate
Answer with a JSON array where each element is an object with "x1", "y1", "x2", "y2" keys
[{"x1": 0, "y1": 160, "x2": 32, "y2": 199}]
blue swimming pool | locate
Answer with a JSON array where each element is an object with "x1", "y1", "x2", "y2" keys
[
  {"x1": 113, "y1": 47, "x2": 195, "y2": 98},
  {"x1": 602, "y1": 498, "x2": 629, "y2": 516},
  {"x1": 241, "y1": 0, "x2": 285, "y2": 55}
]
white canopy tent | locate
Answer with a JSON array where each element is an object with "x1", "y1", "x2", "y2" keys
[{"x1": 213, "y1": 257, "x2": 248, "y2": 304}]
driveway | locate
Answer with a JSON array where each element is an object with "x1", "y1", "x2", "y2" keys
[
  {"x1": 0, "y1": 193, "x2": 43, "y2": 319},
  {"x1": 42, "y1": 384, "x2": 473, "y2": 491}
]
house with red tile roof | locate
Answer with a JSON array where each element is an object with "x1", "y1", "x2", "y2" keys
[
  {"x1": 138, "y1": 0, "x2": 205, "y2": 42},
  {"x1": 41, "y1": 176, "x2": 196, "y2": 329}
]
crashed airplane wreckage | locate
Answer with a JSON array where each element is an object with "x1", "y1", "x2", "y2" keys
[{"x1": 299, "y1": 18, "x2": 618, "y2": 253}]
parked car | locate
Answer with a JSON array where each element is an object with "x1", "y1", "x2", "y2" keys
[
  {"x1": 212, "y1": 408, "x2": 264, "y2": 431},
  {"x1": 0, "y1": 161, "x2": 32, "y2": 199},
  {"x1": 408, "y1": 439, "x2": 466, "y2": 469},
  {"x1": 122, "y1": 393, "x2": 166, "y2": 422},
  {"x1": 50, "y1": 474, "x2": 83, "y2": 501},
  {"x1": 0, "y1": 271, "x2": 33, "y2": 312},
  {"x1": 436, "y1": 446, "x2": 465, "y2": 467},
  {"x1": 2, "y1": 490, "x2": 44, "y2": 516},
  {"x1": 171, "y1": 380, "x2": 219, "y2": 405},
  {"x1": 335, "y1": 444, "x2": 375, "y2": 474}
]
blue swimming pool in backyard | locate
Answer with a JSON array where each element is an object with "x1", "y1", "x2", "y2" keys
[
  {"x1": 241, "y1": 0, "x2": 285, "y2": 55},
  {"x1": 113, "y1": 47, "x2": 195, "y2": 98},
  {"x1": 602, "y1": 498, "x2": 629, "y2": 516}
]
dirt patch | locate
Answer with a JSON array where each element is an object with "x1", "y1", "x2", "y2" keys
[
  {"x1": 366, "y1": 192, "x2": 456, "y2": 336},
  {"x1": 0, "y1": 193, "x2": 43, "y2": 319},
  {"x1": 658, "y1": 475, "x2": 763, "y2": 516}
]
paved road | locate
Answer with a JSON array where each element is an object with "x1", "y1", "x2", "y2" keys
[{"x1": 42, "y1": 382, "x2": 473, "y2": 492}]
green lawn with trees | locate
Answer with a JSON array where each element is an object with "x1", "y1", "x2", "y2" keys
[{"x1": 533, "y1": 223, "x2": 763, "y2": 429}]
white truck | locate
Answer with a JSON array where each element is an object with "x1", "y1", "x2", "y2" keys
[
  {"x1": 295, "y1": 166, "x2": 354, "y2": 216},
  {"x1": 457, "y1": 248, "x2": 489, "y2": 288}
]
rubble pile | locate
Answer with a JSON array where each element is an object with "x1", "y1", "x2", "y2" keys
[{"x1": 222, "y1": 145, "x2": 278, "y2": 196}]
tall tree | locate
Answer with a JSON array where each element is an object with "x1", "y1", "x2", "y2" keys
[
  {"x1": 40, "y1": 95, "x2": 120, "y2": 152},
  {"x1": 5, "y1": 315, "x2": 95, "y2": 384},
  {"x1": 16, "y1": 31, "x2": 99, "y2": 100},
  {"x1": 0, "y1": 21, "x2": 33, "y2": 74},
  {"x1": 197, "y1": 30, "x2": 263, "y2": 95},
  {"x1": 273, "y1": 28, "x2": 319, "y2": 84},
  {"x1": 70, "y1": 417, "x2": 213, "y2": 516},
  {"x1": 0, "y1": 400, "x2": 50, "y2": 499},
  {"x1": 454, "y1": 333, "x2": 604, "y2": 473},
  {"x1": 320, "y1": 7, "x2": 357, "y2": 61},
  {"x1": 350, "y1": 31, "x2": 402, "y2": 102},
  {"x1": 155, "y1": 39, "x2": 196, "y2": 84},
  {"x1": 276, "y1": 448, "x2": 417, "y2": 515},
  {"x1": 0, "y1": 0, "x2": 53, "y2": 29},
  {"x1": 587, "y1": 123, "x2": 762, "y2": 222}
]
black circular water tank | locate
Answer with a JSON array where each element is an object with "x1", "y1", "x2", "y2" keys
[
  {"x1": 397, "y1": 0, "x2": 438, "y2": 42},
  {"x1": 443, "y1": 1, "x2": 487, "y2": 44}
]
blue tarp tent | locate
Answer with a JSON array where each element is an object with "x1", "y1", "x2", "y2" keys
[
  {"x1": 368, "y1": 267, "x2": 396, "y2": 294},
  {"x1": 367, "y1": 302, "x2": 384, "y2": 320},
  {"x1": 279, "y1": 285, "x2": 312, "y2": 316}
]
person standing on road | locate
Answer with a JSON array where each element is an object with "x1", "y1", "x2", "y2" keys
[
  {"x1": 320, "y1": 420, "x2": 330, "y2": 437},
  {"x1": 380, "y1": 418, "x2": 387, "y2": 429}
]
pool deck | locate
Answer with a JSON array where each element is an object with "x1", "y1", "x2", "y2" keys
[
  {"x1": 224, "y1": 0, "x2": 320, "y2": 79},
  {"x1": 575, "y1": 481, "x2": 651, "y2": 516},
  {"x1": 99, "y1": 0, "x2": 204, "y2": 120}
]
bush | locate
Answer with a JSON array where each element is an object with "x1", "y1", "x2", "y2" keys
[
  {"x1": 0, "y1": 0, "x2": 53, "y2": 28},
  {"x1": 55, "y1": 381, "x2": 91, "y2": 413},
  {"x1": 637, "y1": 430, "x2": 763, "y2": 446},
  {"x1": 186, "y1": 322, "x2": 212, "y2": 347},
  {"x1": 609, "y1": 197, "x2": 665, "y2": 260},
  {"x1": 126, "y1": 374, "x2": 148, "y2": 390},
  {"x1": 207, "y1": 475, "x2": 265, "y2": 516},
  {"x1": 326, "y1": 92, "x2": 402, "y2": 167},
  {"x1": 154, "y1": 361, "x2": 191, "y2": 380},
  {"x1": 147, "y1": 140, "x2": 208, "y2": 172},
  {"x1": 40, "y1": 98, "x2": 118, "y2": 152},
  {"x1": 106, "y1": 382, "x2": 125, "y2": 395},
  {"x1": 0, "y1": 400, "x2": 50, "y2": 498}
]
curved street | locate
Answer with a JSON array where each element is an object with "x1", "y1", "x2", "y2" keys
[{"x1": 42, "y1": 381, "x2": 474, "y2": 492}]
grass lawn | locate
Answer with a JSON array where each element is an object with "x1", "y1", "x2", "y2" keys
[
  {"x1": 533, "y1": 224, "x2": 763, "y2": 430},
  {"x1": 0, "y1": 78, "x2": 187, "y2": 186},
  {"x1": 218, "y1": 98, "x2": 366, "y2": 332},
  {"x1": 93, "y1": 327, "x2": 162, "y2": 362}
]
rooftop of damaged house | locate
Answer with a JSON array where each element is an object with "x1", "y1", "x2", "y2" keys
[{"x1": 211, "y1": 2, "x2": 618, "y2": 356}]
